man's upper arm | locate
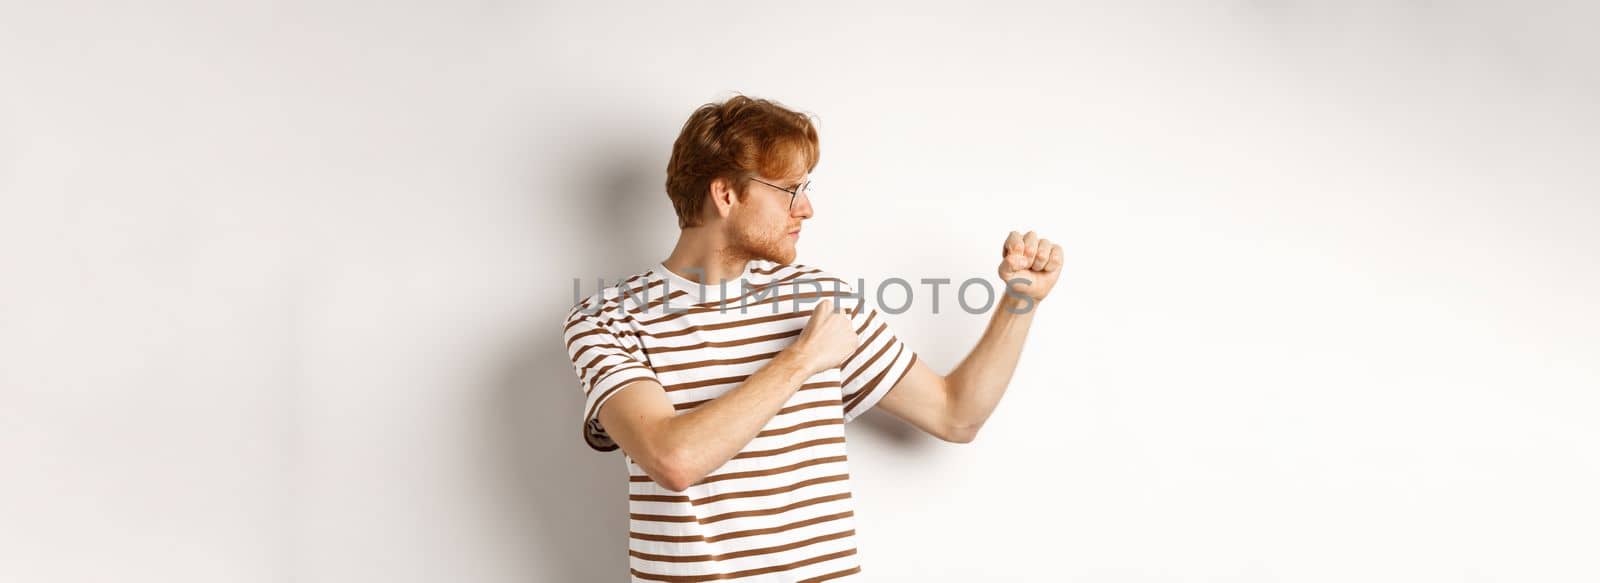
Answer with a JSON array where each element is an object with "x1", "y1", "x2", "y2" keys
[
  {"x1": 836, "y1": 280, "x2": 922, "y2": 423},
  {"x1": 826, "y1": 276, "x2": 960, "y2": 441},
  {"x1": 873, "y1": 357, "x2": 963, "y2": 441},
  {"x1": 563, "y1": 309, "x2": 663, "y2": 452},
  {"x1": 594, "y1": 377, "x2": 679, "y2": 478}
]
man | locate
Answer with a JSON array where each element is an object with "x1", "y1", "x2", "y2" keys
[{"x1": 563, "y1": 95, "x2": 1063, "y2": 582}]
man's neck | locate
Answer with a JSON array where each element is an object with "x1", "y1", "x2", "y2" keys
[{"x1": 662, "y1": 229, "x2": 751, "y2": 285}]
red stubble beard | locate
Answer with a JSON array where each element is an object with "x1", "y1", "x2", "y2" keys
[{"x1": 726, "y1": 215, "x2": 798, "y2": 265}]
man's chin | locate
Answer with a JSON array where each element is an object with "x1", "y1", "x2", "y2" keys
[
  {"x1": 749, "y1": 249, "x2": 794, "y2": 265},
  {"x1": 767, "y1": 246, "x2": 797, "y2": 265},
  {"x1": 731, "y1": 236, "x2": 796, "y2": 265}
]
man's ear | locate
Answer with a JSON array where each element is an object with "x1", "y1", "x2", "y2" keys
[{"x1": 708, "y1": 177, "x2": 739, "y2": 220}]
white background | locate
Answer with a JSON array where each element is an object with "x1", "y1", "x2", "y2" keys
[{"x1": 3, "y1": 1, "x2": 1597, "y2": 581}]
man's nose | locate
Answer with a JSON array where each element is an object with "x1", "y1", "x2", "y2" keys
[{"x1": 791, "y1": 190, "x2": 814, "y2": 218}]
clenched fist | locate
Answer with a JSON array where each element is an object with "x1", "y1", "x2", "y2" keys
[
  {"x1": 998, "y1": 230, "x2": 1064, "y2": 302},
  {"x1": 788, "y1": 299, "x2": 859, "y2": 376}
]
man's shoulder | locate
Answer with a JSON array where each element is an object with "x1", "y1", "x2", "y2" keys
[
  {"x1": 763, "y1": 261, "x2": 865, "y2": 292},
  {"x1": 752, "y1": 260, "x2": 852, "y2": 284},
  {"x1": 751, "y1": 262, "x2": 871, "y2": 315},
  {"x1": 565, "y1": 266, "x2": 659, "y2": 323}
]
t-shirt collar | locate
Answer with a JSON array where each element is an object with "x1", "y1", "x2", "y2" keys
[{"x1": 653, "y1": 260, "x2": 756, "y2": 306}]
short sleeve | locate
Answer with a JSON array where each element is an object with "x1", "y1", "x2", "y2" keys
[
  {"x1": 833, "y1": 280, "x2": 919, "y2": 423},
  {"x1": 563, "y1": 308, "x2": 660, "y2": 452}
]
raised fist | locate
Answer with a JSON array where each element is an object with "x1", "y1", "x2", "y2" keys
[{"x1": 998, "y1": 230, "x2": 1064, "y2": 302}]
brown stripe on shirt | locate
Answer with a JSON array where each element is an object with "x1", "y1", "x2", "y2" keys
[
  {"x1": 629, "y1": 548, "x2": 858, "y2": 583},
  {"x1": 628, "y1": 529, "x2": 854, "y2": 563}
]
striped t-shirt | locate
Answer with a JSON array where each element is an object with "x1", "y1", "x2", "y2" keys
[{"x1": 563, "y1": 260, "x2": 919, "y2": 582}]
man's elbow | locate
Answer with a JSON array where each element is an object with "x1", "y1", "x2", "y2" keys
[
  {"x1": 941, "y1": 423, "x2": 981, "y2": 444},
  {"x1": 655, "y1": 473, "x2": 696, "y2": 493},
  {"x1": 648, "y1": 450, "x2": 703, "y2": 492}
]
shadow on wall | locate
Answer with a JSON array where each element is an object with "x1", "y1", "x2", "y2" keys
[{"x1": 480, "y1": 133, "x2": 669, "y2": 581}]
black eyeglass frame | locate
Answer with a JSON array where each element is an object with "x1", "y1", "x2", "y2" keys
[{"x1": 746, "y1": 177, "x2": 812, "y2": 211}]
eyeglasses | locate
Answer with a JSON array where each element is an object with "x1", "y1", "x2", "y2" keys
[{"x1": 747, "y1": 177, "x2": 812, "y2": 211}]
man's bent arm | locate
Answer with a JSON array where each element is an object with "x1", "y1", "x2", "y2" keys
[
  {"x1": 598, "y1": 351, "x2": 813, "y2": 491},
  {"x1": 943, "y1": 293, "x2": 1037, "y2": 434},
  {"x1": 597, "y1": 299, "x2": 856, "y2": 491},
  {"x1": 877, "y1": 230, "x2": 1061, "y2": 443},
  {"x1": 878, "y1": 294, "x2": 1038, "y2": 442}
]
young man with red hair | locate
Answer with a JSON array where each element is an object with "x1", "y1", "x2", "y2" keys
[{"x1": 563, "y1": 95, "x2": 1063, "y2": 581}]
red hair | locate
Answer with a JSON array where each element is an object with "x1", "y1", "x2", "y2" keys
[{"x1": 665, "y1": 95, "x2": 820, "y2": 228}]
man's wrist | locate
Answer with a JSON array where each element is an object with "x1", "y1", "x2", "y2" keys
[
  {"x1": 772, "y1": 349, "x2": 818, "y2": 382},
  {"x1": 998, "y1": 292, "x2": 1041, "y2": 314}
]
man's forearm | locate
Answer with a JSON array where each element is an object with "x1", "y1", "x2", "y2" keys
[
  {"x1": 945, "y1": 294, "x2": 1038, "y2": 432},
  {"x1": 657, "y1": 351, "x2": 813, "y2": 488}
]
